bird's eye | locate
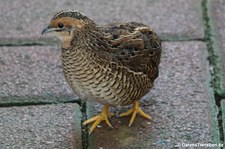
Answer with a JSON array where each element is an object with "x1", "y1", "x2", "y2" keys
[{"x1": 58, "y1": 23, "x2": 64, "y2": 28}]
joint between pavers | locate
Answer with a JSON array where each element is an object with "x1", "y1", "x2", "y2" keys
[
  {"x1": 202, "y1": 0, "x2": 224, "y2": 94},
  {"x1": 0, "y1": 38, "x2": 58, "y2": 47},
  {"x1": 0, "y1": 95, "x2": 79, "y2": 106},
  {"x1": 202, "y1": 0, "x2": 224, "y2": 144},
  {"x1": 0, "y1": 99, "x2": 80, "y2": 108},
  {"x1": 159, "y1": 35, "x2": 205, "y2": 42},
  {"x1": 215, "y1": 94, "x2": 225, "y2": 144},
  {"x1": 80, "y1": 101, "x2": 89, "y2": 149}
]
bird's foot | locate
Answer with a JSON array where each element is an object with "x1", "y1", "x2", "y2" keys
[
  {"x1": 119, "y1": 101, "x2": 153, "y2": 127},
  {"x1": 83, "y1": 105, "x2": 114, "y2": 134}
]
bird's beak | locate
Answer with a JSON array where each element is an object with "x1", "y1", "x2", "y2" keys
[{"x1": 42, "y1": 26, "x2": 56, "y2": 35}]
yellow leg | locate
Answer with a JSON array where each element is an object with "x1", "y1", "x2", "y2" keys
[
  {"x1": 83, "y1": 105, "x2": 114, "y2": 134},
  {"x1": 120, "y1": 101, "x2": 152, "y2": 127}
]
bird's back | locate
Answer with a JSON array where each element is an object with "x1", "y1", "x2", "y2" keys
[{"x1": 101, "y1": 22, "x2": 161, "y2": 81}]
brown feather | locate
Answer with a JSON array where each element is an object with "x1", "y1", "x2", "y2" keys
[{"x1": 48, "y1": 11, "x2": 162, "y2": 106}]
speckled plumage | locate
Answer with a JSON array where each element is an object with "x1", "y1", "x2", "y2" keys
[
  {"x1": 60, "y1": 19, "x2": 161, "y2": 106},
  {"x1": 43, "y1": 10, "x2": 161, "y2": 133}
]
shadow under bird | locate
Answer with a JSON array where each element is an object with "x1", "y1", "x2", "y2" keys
[{"x1": 42, "y1": 10, "x2": 162, "y2": 134}]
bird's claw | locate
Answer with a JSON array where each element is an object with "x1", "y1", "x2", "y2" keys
[
  {"x1": 119, "y1": 101, "x2": 153, "y2": 127},
  {"x1": 83, "y1": 105, "x2": 114, "y2": 134}
]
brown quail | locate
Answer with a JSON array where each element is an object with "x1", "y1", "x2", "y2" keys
[{"x1": 42, "y1": 10, "x2": 161, "y2": 134}]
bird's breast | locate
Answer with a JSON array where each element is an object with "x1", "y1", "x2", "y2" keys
[{"x1": 61, "y1": 49, "x2": 152, "y2": 106}]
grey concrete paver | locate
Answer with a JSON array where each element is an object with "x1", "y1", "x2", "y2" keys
[
  {"x1": 0, "y1": 46, "x2": 76, "y2": 103},
  {"x1": 0, "y1": 103, "x2": 82, "y2": 149},
  {"x1": 0, "y1": 0, "x2": 203, "y2": 39},
  {"x1": 87, "y1": 41, "x2": 219, "y2": 149}
]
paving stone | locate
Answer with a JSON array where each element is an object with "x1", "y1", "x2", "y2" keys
[
  {"x1": 0, "y1": 103, "x2": 82, "y2": 149},
  {"x1": 0, "y1": 0, "x2": 203, "y2": 40},
  {"x1": 0, "y1": 46, "x2": 77, "y2": 104},
  {"x1": 87, "y1": 42, "x2": 219, "y2": 149},
  {"x1": 210, "y1": 0, "x2": 225, "y2": 95}
]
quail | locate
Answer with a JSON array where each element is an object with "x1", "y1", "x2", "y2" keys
[{"x1": 42, "y1": 10, "x2": 161, "y2": 134}]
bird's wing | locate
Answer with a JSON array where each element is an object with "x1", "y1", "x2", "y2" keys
[{"x1": 100, "y1": 22, "x2": 162, "y2": 80}]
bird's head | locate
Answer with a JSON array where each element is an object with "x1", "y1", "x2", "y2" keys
[{"x1": 42, "y1": 10, "x2": 94, "y2": 42}]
